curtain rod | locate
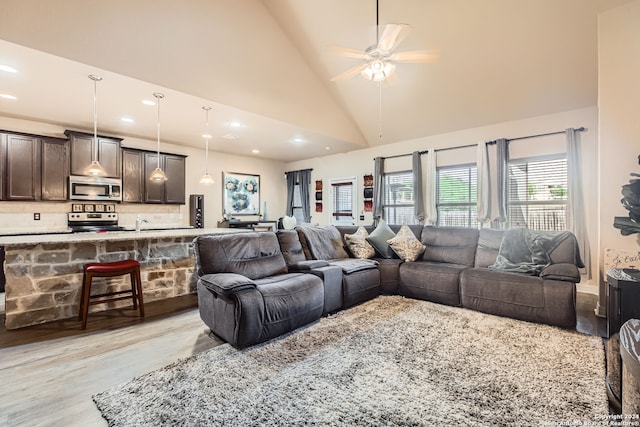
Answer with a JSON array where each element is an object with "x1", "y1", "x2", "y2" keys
[
  {"x1": 284, "y1": 168, "x2": 313, "y2": 175},
  {"x1": 373, "y1": 127, "x2": 586, "y2": 160}
]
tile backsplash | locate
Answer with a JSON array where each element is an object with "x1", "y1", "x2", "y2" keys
[{"x1": 0, "y1": 202, "x2": 186, "y2": 233}]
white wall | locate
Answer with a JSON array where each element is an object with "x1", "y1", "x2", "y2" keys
[
  {"x1": 285, "y1": 107, "x2": 599, "y2": 287},
  {"x1": 596, "y1": 0, "x2": 640, "y2": 309},
  {"x1": 0, "y1": 116, "x2": 287, "y2": 231}
]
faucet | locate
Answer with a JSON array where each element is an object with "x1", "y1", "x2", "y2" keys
[{"x1": 136, "y1": 214, "x2": 149, "y2": 232}]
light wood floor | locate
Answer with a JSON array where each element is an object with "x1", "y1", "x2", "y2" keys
[
  {"x1": 0, "y1": 295, "x2": 223, "y2": 427},
  {"x1": 0, "y1": 292, "x2": 604, "y2": 427}
]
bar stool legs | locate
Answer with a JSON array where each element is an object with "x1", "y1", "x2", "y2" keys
[{"x1": 78, "y1": 259, "x2": 144, "y2": 329}]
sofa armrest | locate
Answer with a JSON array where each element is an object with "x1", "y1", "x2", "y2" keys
[
  {"x1": 199, "y1": 273, "x2": 257, "y2": 296},
  {"x1": 288, "y1": 260, "x2": 330, "y2": 271},
  {"x1": 540, "y1": 263, "x2": 581, "y2": 283}
]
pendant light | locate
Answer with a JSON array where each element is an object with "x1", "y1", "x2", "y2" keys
[
  {"x1": 84, "y1": 75, "x2": 108, "y2": 177},
  {"x1": 149, "y1": 92, "x2": 168, "y2": 182},
  {"x1": 199, "y1": 106, "x2": 214, "y2": 185}
]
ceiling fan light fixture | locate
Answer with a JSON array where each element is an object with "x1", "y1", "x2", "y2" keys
[{"x1": 361, "y1": 60, "x2": 395, "y2": 82}]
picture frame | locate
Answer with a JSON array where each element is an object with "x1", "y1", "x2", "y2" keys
[{"x1": 223, "y1": 171, "x2": 260, "y2": 215}]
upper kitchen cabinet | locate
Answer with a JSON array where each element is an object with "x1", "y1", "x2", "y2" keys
[
  {"x1": 122, "y1": 148, "x2": 144, "y2": 203},
  {"x1": 65, "y1": 130, "x2": 122, "y2": 178},
  {"x1": 41, "y1": 138, "x2": 70, "y2": 201},
  {"x1": 3, "y1": 133, "x2": 39, "y2": 200},
  {"x1": 143, "y1": 151, "x2": 186, "y2": 204},
  {"x1": 0, "y1": 132, "x2": 68, "y2": 201}
]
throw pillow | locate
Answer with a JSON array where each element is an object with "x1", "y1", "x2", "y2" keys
[
  {"x1": 387, "y1": 225, "x2": 426, "y2": 262},
  {"x1": 366, "y1": 219, "x2": 396, "y2": 259},
  {"x1": 344, "y1": 227, "x2": 375, "y2": 259}
]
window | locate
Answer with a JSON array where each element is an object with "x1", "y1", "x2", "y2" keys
[
  {"x1": 507, "y1": 155, "x2": 567, "y2": 231},
  {"x1": 383, "y1": 171, "x2": 416, "y2": 225},
  {"x1": 331, "y1": 178, "x2": 356, "y2": 225},
  {"x1": 291, "y1": 183, "x2": 305, "y2": 225},
  {"x1": 436, "y1": 164, "x2": 478, "y2": 228}
]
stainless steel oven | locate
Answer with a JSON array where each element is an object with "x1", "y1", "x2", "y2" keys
[{"x1": 69, "y1": 175, "x2": 122, "y2": 201}]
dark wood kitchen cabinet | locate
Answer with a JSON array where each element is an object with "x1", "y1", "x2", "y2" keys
[
  {"x1": 3, "y1": 133, "x2": 39, "y2": 200},
  {"x1": 0, "y1": 132, "x2": 68, "y2": 201},
  {"x1": 164, "y1": 154, "x2": 186, "y2": 204},
  {"x1": 122, "y1": 148, "x2": 144, "y2": 203},
  {"x1": 65, "y1": 130, "x2": 122, "y2": 178},
  {"x1": 41, "y1": 138, "x2": 69, "y2": 201},
  {"x1": 143, "y1": 152, "x2": 186, "y2": 204},
  {"x1": 122, "y1": 148, "x2": 185, "y2": 204}
]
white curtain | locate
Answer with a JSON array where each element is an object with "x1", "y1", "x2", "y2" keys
[
  {"x1": 476, "y1": 142, "x2": 491, "y2": 226},
  {"x1": 566, "y1": 128, "x2": 591, "y2": 279},
  {"x1": 425, "y1": 150, "x2": 437, "y2": 225}
]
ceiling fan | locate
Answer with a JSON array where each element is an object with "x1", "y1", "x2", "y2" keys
[{"x1": 329, "y1": 2, "x2": 439, "y2": 83}]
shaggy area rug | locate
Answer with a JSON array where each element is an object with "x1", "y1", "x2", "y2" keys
[{"x1": 93, "y1": 296, "x2": 607, "y2": 426}]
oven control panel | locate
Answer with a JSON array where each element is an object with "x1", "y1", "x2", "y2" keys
[{"x1": 68, "y1": 212, "x2": 119, "y2": 222}]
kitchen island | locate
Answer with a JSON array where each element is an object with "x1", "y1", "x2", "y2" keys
[{"x1": 1, "y1": 228, "x2": 245, "y2": 330}]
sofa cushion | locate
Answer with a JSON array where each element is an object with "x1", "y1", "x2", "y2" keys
[
  {"x1": 276, "y1": 230, "x2": 308, "y2": 266},
  {"x1": 366, "y1": 219, "x2": 397, "y2": 259},
  {"x1": 297, "y1": 225, "x2": 350, "y2": 260},
  {"x1": 344, "y1": 226, "x2": 376, "y2": 259},
  {"x1": 254, "y1": 273, "x2": 324, "y2": 341},
  {"x1": 475, "y1": 229, "x2": 504, "y2": 268},
  {"x1": 540, "y1": 263, "x2": 581, "y2": 282},
  {"x1": 388, "y1": 225, "x2": 426, "y2": 262},
  {"x1": 399, "y1": 261, "x2": 466, "y2": 306},
  {"x1": 329, "y1": 258, "x2": 379, "y2": 274},
  {"x1": 421, "y1": 226, "x2": 479, "y2": 267},
  {"x1": 195, "y1": 232, "x2": 288, "y2": 280}
]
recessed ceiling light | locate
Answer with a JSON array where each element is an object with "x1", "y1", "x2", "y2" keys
[
  {"x1": 251, "y1": 149, "x2": 260, "y2": 154},
  {"x1": 0, "y1": 65, "x2": 17, "y2": 73},
  {"x1": 0, "y1": 94, "x2": 17, "y2": 100},
  {"x1": 325, "y1": 146, "x2": 331, "y2": 150},
  {"x1": 222, "y1": 134, "x2": 239, "y2": 140},
  {"x1": 141, "y1": 99, "x2": 156, "y2": 106},
  {"x1": 121, "y1": 117, "x2": 134, "y2": 123},
  {"x1": 228, "y1": 121, "x2": 242, "y2": 128}
]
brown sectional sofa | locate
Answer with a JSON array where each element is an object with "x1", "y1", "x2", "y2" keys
[{"x1": 194, "y1": 224, "x2": 583, "y2": 348}]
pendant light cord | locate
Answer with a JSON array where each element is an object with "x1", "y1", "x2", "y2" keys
[
  {"x1": 89, "y1": 75, "x2": 102, "y2": 163},
  {"x1": 154, "y1": 93, "x2": 164, "y2": 168}
]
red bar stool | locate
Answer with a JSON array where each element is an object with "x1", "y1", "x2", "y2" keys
[{"x1": 78, "y1": 259, "x2": 144, "y2": 329}]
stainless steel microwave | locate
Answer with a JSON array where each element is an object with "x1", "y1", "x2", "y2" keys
[{"x1": 69, "y1": 175, "x2": 122, "y2": 201}]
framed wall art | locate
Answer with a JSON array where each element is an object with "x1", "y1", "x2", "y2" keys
[{"x1": 223, "y1": 171, "x2": 260, "y2": 215}]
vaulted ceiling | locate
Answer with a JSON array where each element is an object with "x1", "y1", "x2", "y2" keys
[{"x1": 0, "y1": 0, "x2": 611, "y2": 162}]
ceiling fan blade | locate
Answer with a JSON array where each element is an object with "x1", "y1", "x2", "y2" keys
[
  {"x1": 328, "y1": 45, "x2": 367, "y2": 59},
  {"x1": 393, "y1": 49, "x2": 440, "y2": 64},
  {"x1": 330, "y1": 63, "x2": 369, "y2": 82},
  {"x1": 377, "y1": 24, "x2": 411, "y2": 52}
]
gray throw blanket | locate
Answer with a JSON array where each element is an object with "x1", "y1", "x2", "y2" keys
[{"x1": 489, "y1": 229, "x2": 574, "y2": 276}]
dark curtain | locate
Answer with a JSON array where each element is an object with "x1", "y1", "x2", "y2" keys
[
  {"x1": 298, "y1": 169, "x2": 312, "y2": 223},
  {"x1": 373, "y1": 157, "x2": 385, "y2": 225},
  {"x1": 285, "y1": 171, "x2": 297, "y2": 216},
  {"x1": 412, "y1": 151, "x2": 424, "y2": 224}
]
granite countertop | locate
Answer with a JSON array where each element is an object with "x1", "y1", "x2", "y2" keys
[{"x1": 0, "y1": 227, "x2": 248, "y2": 246}]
